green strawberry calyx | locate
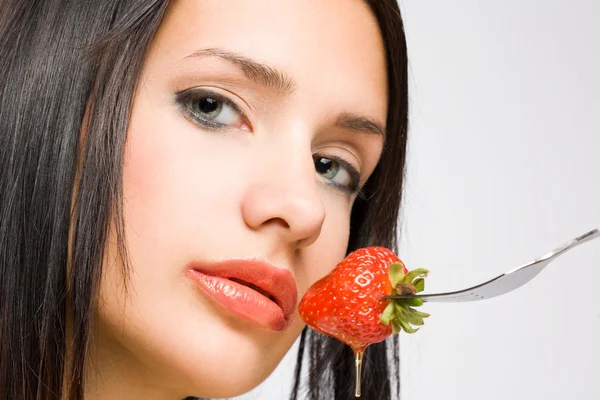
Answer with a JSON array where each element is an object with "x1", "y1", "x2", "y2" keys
[{"x1": 379, "y1": 263, "x2": 430, "y2": 334}]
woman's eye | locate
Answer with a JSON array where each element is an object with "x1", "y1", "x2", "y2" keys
[
  {"x1": 314, "y1": 155, "x2": 361, "y2": 194},
  {"x1": 175, "y1": 88, "x2": 249, "y2": 130}
]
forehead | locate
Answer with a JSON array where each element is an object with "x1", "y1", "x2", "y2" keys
[{"x1": 148, "y1": 0, "x2": 388, "y2": 121}]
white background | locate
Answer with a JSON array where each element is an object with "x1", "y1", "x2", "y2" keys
[{"x1": 235, "y1": 0, "x2": 600, "y2": 398}]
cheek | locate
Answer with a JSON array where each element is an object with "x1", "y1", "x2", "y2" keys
[
  {"x1": 121, "y1": 100, "x2": 245, "y2": 262},
  {"x1": 123, "y1": 114, "x2": 210, "y2": 235}
]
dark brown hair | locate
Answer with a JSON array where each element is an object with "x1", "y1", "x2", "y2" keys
[{"x1": 0, "y1": 1, "x2": 408, "y2": 399}]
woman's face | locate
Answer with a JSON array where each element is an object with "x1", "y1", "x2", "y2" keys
[{"x1": 95, "y1": 0, "x2": 387, "y2": 398}]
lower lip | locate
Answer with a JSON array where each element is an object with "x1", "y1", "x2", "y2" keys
[{"x1": 187, "y1": 270, "x2": 288, "y2": 331}]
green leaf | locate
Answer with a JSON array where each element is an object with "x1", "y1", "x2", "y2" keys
[
  {"x1": 391, "y1": 319, "x2": 402, "y2": 334},
  {"x1": 402, "y1": 309, "x2": 425, "y2": 326},
  {"x1": 394, "y1": 304, "x2": 426, "y2": 328},
  {"x1": 393, "y1": 303, "x2": 407, "y2": 317},
  {"x1": 399, "y1": 297, "x2": 423, "y2": 307},
  {"x1": 401, "y1": 268, "x2": 429, "y2": 285},
  {"x1": 413, "y1": 310, "x2": 431, "y2": 319},
  {"x1": 388, "y1": 262, "x2": 406, "y2": 287},
  {"x1": 413, "y1": 278, "x2": 425, "y2": 293},
  {"x1": 397, "y1": 317, "x2": 419, "y2": 334},
  {"x1": 379, "y1": 302, "x2": 396, "y2": 325}
]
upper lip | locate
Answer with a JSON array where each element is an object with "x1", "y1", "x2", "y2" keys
[{"x1": 188, "y1": 258, "x2": 298, "y2": 319}]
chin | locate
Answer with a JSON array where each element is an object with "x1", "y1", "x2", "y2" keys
[
  {"x1": 172, "y1": 328, "x2": 292, "y2": 398},
  {"x1": 139, "y1": 312, "x2": 303, "y2": 399}
]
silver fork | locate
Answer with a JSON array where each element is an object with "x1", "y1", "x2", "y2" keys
[{"x1": 385, "y1": 228, "x2": 600, "y2": 303}]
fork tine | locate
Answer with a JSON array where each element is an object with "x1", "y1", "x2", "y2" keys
[
  {"x1": 419, "y1": 293, "x2": 481, "y2": 302},
  {"x1": 422, "y1": 293, "x2": 482, "y2": 302},
  {"x1": 385, "y1": 228, "x2": 599, "y2": 303}
]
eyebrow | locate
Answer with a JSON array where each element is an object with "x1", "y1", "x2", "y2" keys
[
  {"x1": 185, "y1": 47, "x2": 386, "y2": 139},
  {"x1": 335, "y1": 112, "x2": 386, "y2": 138},
  {"x1": 185, "y1": 47, "x2": 296, "y2": 96}
]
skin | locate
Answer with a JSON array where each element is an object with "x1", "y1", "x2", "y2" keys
[{"x1": 88, "y1": 0, "x2": 388, "y2": 399}]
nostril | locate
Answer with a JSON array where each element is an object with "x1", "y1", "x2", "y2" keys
[{"x1": 263, "y1": 217, "x2": 290, "y2": 230}]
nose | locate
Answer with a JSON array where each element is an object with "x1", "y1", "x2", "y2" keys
[{"x1": 241, "y1": 147, "x2": 326, "y2": 249}]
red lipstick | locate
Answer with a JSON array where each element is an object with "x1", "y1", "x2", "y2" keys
[{"x1": 186, "y1": 259, "x2": 298, "y2": 331}]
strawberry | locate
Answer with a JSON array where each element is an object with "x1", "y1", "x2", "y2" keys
[{"x1": 298, "y1": 247, "x2": 429, "y2": 397}]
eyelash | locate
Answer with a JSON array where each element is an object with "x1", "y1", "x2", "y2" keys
[
  {"x1": 175, "y1": 88, "x2": 363, "y2": 195},
  {"x1": 315, "y1": 154, "x2": 362, "y2": 195}
]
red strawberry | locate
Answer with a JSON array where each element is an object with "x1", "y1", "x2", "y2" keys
[{"x1": 298, "y1": 247, "x2": 429, "y2": 397}]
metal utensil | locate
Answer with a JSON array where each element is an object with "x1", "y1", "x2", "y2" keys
[{"x1": 385, "y1": 228, "x2": 599, "y2": 303}]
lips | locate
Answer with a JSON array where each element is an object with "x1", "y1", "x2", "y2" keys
[{"x1": 186, "y1": 259, "x2": 298, "y2": 331}]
